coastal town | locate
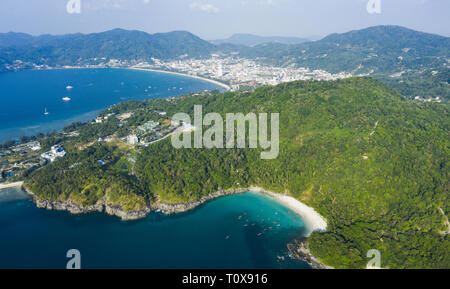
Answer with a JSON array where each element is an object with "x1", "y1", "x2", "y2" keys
[
  {"x1": 5, "y1": 55, "x2": 353, "y2": 92},
  {"x1": 133, "y1": 56, "x2": 353, "y2": 90}
]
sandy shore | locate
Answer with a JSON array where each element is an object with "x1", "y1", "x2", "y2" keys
[
  {"x1": 129, "y1": 67, "x2": 231, "y2": 91},
  {"x1": 23, "y1": 182, "x2": 327, "y2": 233},
  {"x1": 248, "y1": 187, "x2": 327, "y2": 236},
  {"x1": 0, "y1": 181, "x2": 24, "y2": 190}
]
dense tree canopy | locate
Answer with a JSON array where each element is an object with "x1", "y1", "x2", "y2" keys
[{"x1": 26, "y1": 77, "x2": 449, "y2": 268}]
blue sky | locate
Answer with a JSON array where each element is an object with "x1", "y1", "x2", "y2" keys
[{"x1": 0, "y1": 0, "x2": 449, "y2": 39}]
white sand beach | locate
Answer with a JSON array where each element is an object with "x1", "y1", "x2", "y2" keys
[
  {"x1": 0, "y1": 181, "x2": 24, "y2": 190},
  {"x1": 129, "y1": 67, "x2": 231, "y2": 91},
  {"x1": 248, "y1": 186, "x2": 327, "y2": 236}
]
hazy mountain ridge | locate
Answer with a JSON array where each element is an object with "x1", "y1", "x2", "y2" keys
[
  {"x1": 0, "y1": 29, "x2": 218, "y2": 67},
  {"x1": 239, "y1": 25, "x2": 450, "y2": 74},
  {"x1": 1, "y1": 25, "x2": 448, "y2": 74},
  {"x1": 212, "y1": 33, "x2": 309, "y2": 46},
  {"x1": 1, "y1": 26, "x2": 448, "y2": 100}
]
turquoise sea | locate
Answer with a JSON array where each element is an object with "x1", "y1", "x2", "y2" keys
[
  {"x1": 0, "y1": 189, "x2": 310, "y2": 269},
  {"x1": 0, "y1": 68, "x2": 223, "y2": 142},
  {"x1": 0, "y1": 69, "x2": 310, "y2": 268}
]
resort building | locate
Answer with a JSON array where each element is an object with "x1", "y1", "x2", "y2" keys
[
  {"x1": 40, "y1": 145, "x2": 66, "y2": 162},
  {"x1": 127, "y1": 134, "x2": 139, "y2": 145},
  {"x1": 137, "y1": 121, "x2": 160, "y2": 135}
]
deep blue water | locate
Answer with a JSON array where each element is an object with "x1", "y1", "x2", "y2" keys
[
  {"x1": 0, "y1": 69, "x2": 309, "y2": 269},
  {"x1": 0, "y1": 68, "x2": 223, "y2": 142},
  {"x1": 0, "y1": 190, "x2": 310, "y2": 269}
]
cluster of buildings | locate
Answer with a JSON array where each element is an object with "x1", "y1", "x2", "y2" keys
[
  {"x1": 413, "y1": 96, "x2": 442, "y2": 103},
  {"x1": 6, "y1": 54, "x2": 353, "y2": 91},
  {"x1": 0, "y1": 141, "x2": 46, "y2": 181},
  {"x1": 2, "y1": 57, "x2": 140, "y2": 72},
  {"x1": 137, "y1": 120, "x2": 160, "y2": 135},
  {"x1": 95, "y1": 113, "x2": 116, "y2": 124},
  {"x1": 126, "y1": 118, "x2": 180, "y2": 146},
  {"x1": 0, "y1": 157, "x2": 42, "y2": 181},
  {"x1": 0, "y1": 142, "x2": 41, "y2": 159},
  {"x1": 133, "y1": 56, "x2": 352, "y2": 90},
  {"x1": 127, "y1": 120, "x2": 162, "y2": 145}
]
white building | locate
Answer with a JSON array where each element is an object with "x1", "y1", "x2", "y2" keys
[
  {"x1": 30, "y1": 143, "x2": 41, "y2": 151},
  {"x1": 41, "y1": 145, "x2": 66, "y2": 162},
  {"x1": 127, "y1": 134, "x2": 139, "y2": 145}
]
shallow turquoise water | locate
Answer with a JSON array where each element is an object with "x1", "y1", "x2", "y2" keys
[
  {"x1": 0, "y1": 68, "x2": 223, "y2": 142},
  {"x1": 0, "y1": 190, "x2": 310, "y2": 269}
]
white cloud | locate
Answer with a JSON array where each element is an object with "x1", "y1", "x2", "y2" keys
[{"x1": 189, "y1": 2, "x2": 220, "y2": 13}]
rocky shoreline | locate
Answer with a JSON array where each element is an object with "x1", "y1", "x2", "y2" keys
[
  {"x1": 21, "y1": 185, "x2": 330, "y2": 269},
  {"x1": 23, "y1": 186, "x2": 150, "y2": 221},
  {"x1": 22, "y1": 185, "x2": 249, "y2": 221},
  {"x1": 151, "y1": 187, "x2": 248, "y2": 214},
  {"x1": 287, "y1": 238, "x2": 333, "y2": 269}
]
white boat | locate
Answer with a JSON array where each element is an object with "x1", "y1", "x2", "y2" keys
[
  {"x1": 44, "y1": 108, "x2": 49, "y2": 115},
  {"x1": 62, "y1": 97, "x2": 71, "y2": 102},
  {"x1": 66, "y1": 85, "x2": 73, "y2": 90}
]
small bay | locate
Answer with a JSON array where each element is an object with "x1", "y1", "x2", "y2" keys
[
  {"x1": 0, "y1": 190, "x2": 310, "y2": 269},
  {"x1": 0, "y1": 68, "x2": 310, "y2": 269},
  {"x1": 0, "y1": 68, "x2": 223, "y2": 142}
]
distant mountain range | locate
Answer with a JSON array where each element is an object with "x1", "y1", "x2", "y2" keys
[
  {"x1": 0, "y1": 29, "x2": 218, "y2": 68},
  {"x1": 1, "y1": 25, "x2": 448, "y2": 74},
  {"x1": 1, "y1": 26, "x2": 448, "y2": 100},
  {"x1": 238, "y1": 25, "x2": 450, "y2": 74},
  {"x1": 0, "y1": 32, "x2": 83, "y2": 48},
  {"x1": 211, "y1": 33, "x2": 309, "y2": 46}
]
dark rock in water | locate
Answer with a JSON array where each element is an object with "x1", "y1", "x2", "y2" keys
[{"x1": 287, "y1": 238, "x2": 333, "y2": 269}]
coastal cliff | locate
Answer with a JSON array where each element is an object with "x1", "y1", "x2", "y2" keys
[
  {"x1": 33, "y1": 198, "x2": 151, "y2": 221},
  {"x1": 22, "y1": 185, "x2": 249, "y2": 221},
  {"x1": 288, "y1": 238, "x2": 333, "y2": 269},
  {"x1": 152, "y1": 188, "x2": 248, "y2": 214},
  {"x1": 22, "y1": 185, "x2": 327, "y2": 232},
  {"x1": 23, "y1": 186, "x2": 150, "y2": 221},
  {"x1": 24, "y1": 187, "x2": 249, "y2": 220},
  {"x1": 21, "y1": 184, "x2": 330, "y2": 268}
]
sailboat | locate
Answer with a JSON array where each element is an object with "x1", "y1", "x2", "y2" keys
[{"x1": 44, "y1": 108, "x2": 49, "y2": 115}]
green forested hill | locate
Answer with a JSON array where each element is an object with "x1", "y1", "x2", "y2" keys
[
  {"x1": 240, "y1": 25, "x2": 449, "y2": 74},
  {"x1": 0, "y1": 29, "x2": 216, "y2": 66},
  {"x1": 26, "y1": 77, "x2": 449, "y2": 268},
  {"x1": 2, "y1": 25, "x2": 448, "y2": 75},
  {"x1": 212, "y1": 33, "x2": 309, "y2": 46}
]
